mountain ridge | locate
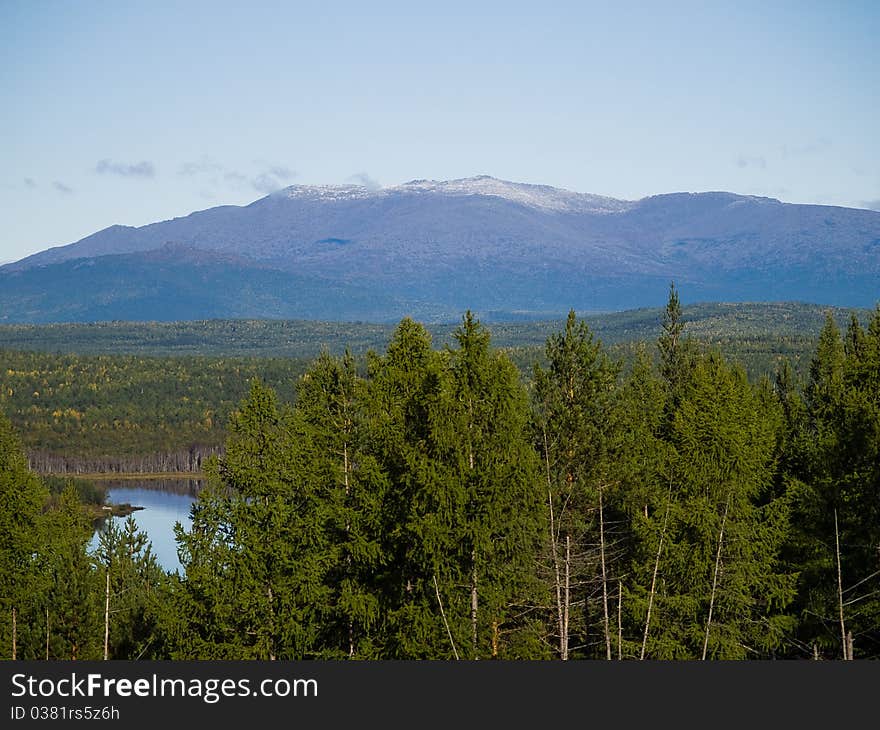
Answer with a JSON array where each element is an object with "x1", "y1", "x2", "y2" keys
[{"x1": 2, "y1": 175, "x2": 878, "y2": 323}]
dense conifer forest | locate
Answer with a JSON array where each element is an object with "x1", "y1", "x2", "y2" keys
[
  {"x1": 0, "y1": 301, "x2": 856, "y2": 358},
  {"x1": 0, "y1": 353, "x2": 306, "y2": 472},
  {"x1": 0, "y1": 301, "x2": 868, "y2": 474},
  {"x1": 1, "y1": 288, "x2": 878, "y2": 660}
]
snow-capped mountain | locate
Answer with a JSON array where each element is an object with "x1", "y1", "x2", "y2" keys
[
  {"x1": 2, "y1": 176, "x2": 879, "y2": 323},
  {"x1": 279, "y1": 176, "x2": 631, "y2": 214}
]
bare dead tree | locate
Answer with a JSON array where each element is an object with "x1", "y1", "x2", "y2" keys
[
  {"x1": 103, "y1": 568, "x2": 110, "y2": 661},
  {"x1": 641, "y1": 482, "x2": 673, "y2": 661},
  {"x1": 433, "y1": 574, "x2": 459, "y2": 660},
  {"x1": 599, "y1": 486, "x2": 611, "y2": 660},
  {"x1": 543, "y1": 427, "x2": 567, "y2": 660},
  {"x1": 834, "y1": 508, "x2": 848, "y2": 660},
  {"x1": 471, "y1": 555, "x2": 479, "y2": 659},
  {"x1": 343, "y1": 439, "x2": 354, "y2": 659},
  {"x1": 564, "y1": 535, "x2": 571, "y2": 660},
  {"x1": 702, "y1": 493, "x2": 731, "y2": 660},
  {"x1": 617, "y1": 580, "x2": 623, "y2": 660}
]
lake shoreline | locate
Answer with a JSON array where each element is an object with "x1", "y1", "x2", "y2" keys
[
  {"x1": 89, "y1": 482, "x2": 198, "y2": 572},
  {"x1": 85, "y1": 502, "x2": 144, "y2": 519},
  {"x1": 51, "y1": 471, "x2": 206, "y2": 481}
]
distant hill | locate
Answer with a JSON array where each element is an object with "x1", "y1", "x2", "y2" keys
[
  {"x1": 0, "y1": 302, "x2": 868, "y2": 359},
  {"x1": 2, "y1": 176, "x2": 879, "y2": 323}
]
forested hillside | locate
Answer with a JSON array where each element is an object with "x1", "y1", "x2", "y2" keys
[
  {"x1": 0, "y1": 353, "x2": 307, "y2": 472},
  {"x1": 2, "y1": 290, "x2": 878, "y2": 660},
  {"x1": 0, "y1": 301, "x2": 862, "y2": 356},
  {"x1": 0, "y1": 301, "x2": 868, "y2": 473}
]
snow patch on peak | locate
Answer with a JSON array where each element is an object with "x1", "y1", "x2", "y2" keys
[
  {"x1": 276, "y1": 176, "x2": 633, "y2": 213},
  {"x1": 281, "y1": 184, "x2": 375, "y2": 202},
  {"x1": 392, "y1": 176, "x2": 631, "y2": 213}
]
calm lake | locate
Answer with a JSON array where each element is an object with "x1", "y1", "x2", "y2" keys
[{"x1": 89, "y1": 479, "x2": 200, "y2": 573}]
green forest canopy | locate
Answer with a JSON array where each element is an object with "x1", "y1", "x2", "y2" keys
[
  {"x1": 0, "y1": 301, "x2": 871, "y2": 468},
  {"x1": 1, "y1": 291, "x2": 878, "y2": 660}
]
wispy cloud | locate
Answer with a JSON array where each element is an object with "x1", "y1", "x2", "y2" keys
[
  {"x1": 179, "y1": 158, "x2": 295, "y2": 195},
  {"x1": 95, "y1": 159, "x2": 156, "y2": 178},
  {"x1": 224, "y1": 170, "x2": 247, "y2": 186},
  {"x1": 736, "y1": 155, "x2": 767, "y2": 170},
  {"x1": 266, "y1": 165, "x2": 294, "y2": 180},
  {"x1": 24, "y1": 177, "x2": 36, "y2": 188},
  {"x1": 348, "y1": 172, "x2": 381, "y2": 190},
  {"x1": 178, "y1": 157, "x2": 223, "y2": 177},
  {"x1": 179, "y1": 158, "x2": 247, "y2": 189},
  {"x1": 252, "y1": 175, "x2": 282, "y2": 193},
  {"x1": 53, "y1": 181, "x2": 73, "y2": 194},
  {"x1": 251, "y1": 166, "x2": 295, "y2": 193}
]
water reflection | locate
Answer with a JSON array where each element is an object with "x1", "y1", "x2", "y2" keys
[{"x1": 89, "y1": 479, "x2": 201, "y2": 573}]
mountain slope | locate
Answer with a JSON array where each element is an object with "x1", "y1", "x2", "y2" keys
[{"x1": 2, "y1": 176, "x2": 879, "y2": 323}]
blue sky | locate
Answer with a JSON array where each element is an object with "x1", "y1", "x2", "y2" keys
[{"x1": 2, "y1": 0, "x2": 878, "y2": 262}]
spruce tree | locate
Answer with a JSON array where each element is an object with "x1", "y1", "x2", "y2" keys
[
  {"x1": 624, "y1": 352, "x2": 795, "y2": 659},
  {"x1": 774, "y1": 358, "x2": 808, "y2": 477},
  {"x1": 363, "y1": 318, "x2": 449, "y2": 658},
  {"x1": 805, "y1": 313, "x2": 845, "y2": 422},
  {"x1": 798, "y1": 306, "x2": 880, "y2": 658},
  {"x1": 93, "y1": 515, "x2": 166, "y2": 659},
  {"x1": 610, "y1": 347, "x2": 671, "y2": 660},
  {"x1": 39, "y1": 484, "x2": 101, "y2": 660},
  {"x1": 426, "y1": 312, "x2": 545, "y2": 659},
  {"x1": 658, "y1": 283, "x2": 683, "y2": 388},
  {"x1": 785, "y1": 311, "x2": 861, "y2": 658},
  {"x1": 166, "y1": 476, "x2": 248, "y2": 658},
  {"x1": 533, "y1": 310, "x2": 621, "y2": 659},
  {"x1": 0, "y1": 408, "x2": 48, "y2": 659},
  {"x1": 657, "y1": 282, "x2": 697, "y2": 424},
  {"x1": 292, "y1": 351, "x2": 386, "y2": 658},
  {"x1": 668, "y1": 355, "x2": 795, "y2": 658},
  {"x1": 171, "y1": 379, "x2": 328, "y2": 659}
]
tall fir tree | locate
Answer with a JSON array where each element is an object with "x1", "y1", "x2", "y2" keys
[
  {"x1": 657, "y1": 355, "x2": 794, "y2": 657},
  {"x1": 621, "y1": 347, "x2": 795, "y2": 659},
  {"x1": 170, "y1": 379, "x2": 329, "y2": 658},
  {"x1": 533, "y1": 310, "x2": 622, "y2": 659},
  {"x1": 291, "y1": 351, "x2": 386, "y2": 658},
  {"x1": 610, "y1": 347, "x2": 672, "y2": 660},
  {"x1": 657, "y1": 282, "x2": 698, "y2": 426},
  {"x1": 790, "y1": 307, "x2": 880, "y2": 658},
  {"x1": 93, "y1": 515, "x2": 166, "y2": 659},
  {"x1": 38, "y1": 483, "x2": 101, "y2": 660},
  {"x1": 805, "y1": 313, "x2": 846, "y2": 422},
  {"x1": 364, "y1": 318, "x2": 450, "y2": 658},
  {"x1": 786, "y1": 312, "x2": 850, "y2": 657},
  {"x1": 425, "y1": 311, "x2": 546, "y2": 659},
  {"x1": 0, "y1": 408, "x2": 48, "y2": 660}
]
